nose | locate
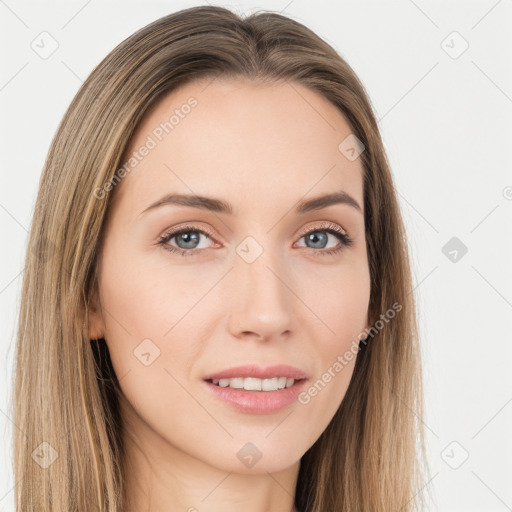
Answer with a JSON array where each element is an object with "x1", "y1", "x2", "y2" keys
[{"x1": 226, "y1": 250, "x2": 294, "y2": 342}]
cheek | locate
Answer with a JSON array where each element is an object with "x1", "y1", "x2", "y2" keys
[
  {"x1": 293, "y1": 258, "x2": 369, "y2": 423},
  {"x1": 97, "y1": 241, "x2": 211, "y2": 393},
  {"x1": 302, "y1": 255, "x2": 370, "y2": 345},
  {"x1": 100, "y1": 268, "x2": 166, "y2": 345},
  {"x1": 99, "y1": 240, "x2": 196, "y2": 340},
  {"x1": 97, "y1": 249, "x2": 205, "y2": 440},
  {"x1": 323, "y1": 281, "x2": 369, "y2": 344}
]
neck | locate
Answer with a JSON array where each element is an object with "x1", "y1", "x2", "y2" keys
[{"x1": 120, "y1": 402, "x2": 301, "y2": 512}]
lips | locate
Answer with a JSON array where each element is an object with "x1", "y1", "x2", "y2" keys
[
  {"x1": 202, "y1": 364, "x2": 309, "y2": 381},
  {"x1": 202, "y1": 373, "x2": 309, "y2": 414}
]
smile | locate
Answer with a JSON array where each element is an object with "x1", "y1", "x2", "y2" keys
[{"x1": 208, "y1": 376, "x2": 297, "y2": 391}]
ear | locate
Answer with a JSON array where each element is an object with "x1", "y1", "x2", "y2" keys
[{"x1": 88, "y1": 279, "x2": 105, "y2": 341}]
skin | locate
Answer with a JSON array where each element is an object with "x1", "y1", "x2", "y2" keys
[{"x1": 89, "y1": 77, "x2": 371, "y2": 512}]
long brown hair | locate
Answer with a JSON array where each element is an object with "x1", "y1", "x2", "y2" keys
[{"x1": 12, "y1": 5, "x2": 429, "y2": 511}]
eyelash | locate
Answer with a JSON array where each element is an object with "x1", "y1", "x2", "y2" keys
[{"x1": 156, "y1": 222, "x2": 353, "y2": 257}]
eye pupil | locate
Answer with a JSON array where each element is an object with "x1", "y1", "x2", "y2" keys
[
  {"x1": 176, "y1": 231, "x2": 200, "y2": 249},
  {"x1": 306, "y1": 231, "x2": 327, "y2": 249}
]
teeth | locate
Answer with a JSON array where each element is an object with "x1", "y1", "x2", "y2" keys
[
  {"x1": 212, "y1": 377, "x2": 296, "y2": 391},
  {"x1": 277, "y1": 377, "x2": 287, "y2": 389}
]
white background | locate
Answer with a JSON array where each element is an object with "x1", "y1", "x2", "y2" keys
[{"x1": 1, "y1": 1, "x2": 511, "y2": 511}]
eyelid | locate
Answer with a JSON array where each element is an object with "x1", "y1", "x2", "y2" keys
[
  {"x1": 295, "y1": 220, "x2": 349, "y2": 238},
  {"x1": 158, "y1": 223, "x2": 217, "y2": 243},
  {"x1": 159, "y1": 221, "x2": 349, "y2": 241},
  {"x1": 157, "y1": 220, "x2": 352, "y2": 255}
]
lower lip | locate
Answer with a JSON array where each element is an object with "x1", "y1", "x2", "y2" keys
[{"x1": 203, "y1": 379, "x2": 308, "y2": 414}]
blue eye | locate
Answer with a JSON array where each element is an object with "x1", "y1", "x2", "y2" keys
[
  {"x1": 157, "y1": 222, "x2": 353, "y2": 257},
  {"x1": 295, "y1": 223, "x2": 353, "y2": 256},
  {"x1": 157, "y1": 225, "x2": 216, "y2": 257}
]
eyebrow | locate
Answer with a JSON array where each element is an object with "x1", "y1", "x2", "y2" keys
[{"x1": 138, "y1": 190, "x2": 362, "y2": 217}]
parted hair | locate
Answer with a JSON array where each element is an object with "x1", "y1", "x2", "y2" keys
[{"x1": 13, "y1": 5, "x2": 428, "y2": 511}]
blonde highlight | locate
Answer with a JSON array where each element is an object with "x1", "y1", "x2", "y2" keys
[{"x1": 13, "y1": 5, "x2": 429, "y2": 511}]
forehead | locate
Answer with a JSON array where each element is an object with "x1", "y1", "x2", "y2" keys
[{"x1": 112, "y1": 77, "x2": 364, "y2": 219}]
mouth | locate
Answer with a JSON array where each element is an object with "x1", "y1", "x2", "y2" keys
[
  {"x1": 201, "y1": 364, "x2": 309, "y2": 413},
  {"x1": 205, "y1": 376, "x2": 305, "y2": 391},
  {"x1": 202, "y1": 376, "x2": 309, "y2": 414}
]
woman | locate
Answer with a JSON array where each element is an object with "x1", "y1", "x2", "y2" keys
[{"x1": 13, "y1": 5, "x2": 428, "y2": 511}]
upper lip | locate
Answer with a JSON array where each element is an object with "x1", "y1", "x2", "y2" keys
[{"x1": 203, "y1": 364, "x2": 308, "y2": 381}]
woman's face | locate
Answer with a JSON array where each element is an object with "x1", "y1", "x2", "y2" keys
[{"x1": 90, "y1": 77, "x2": 371, "y2": 474}]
